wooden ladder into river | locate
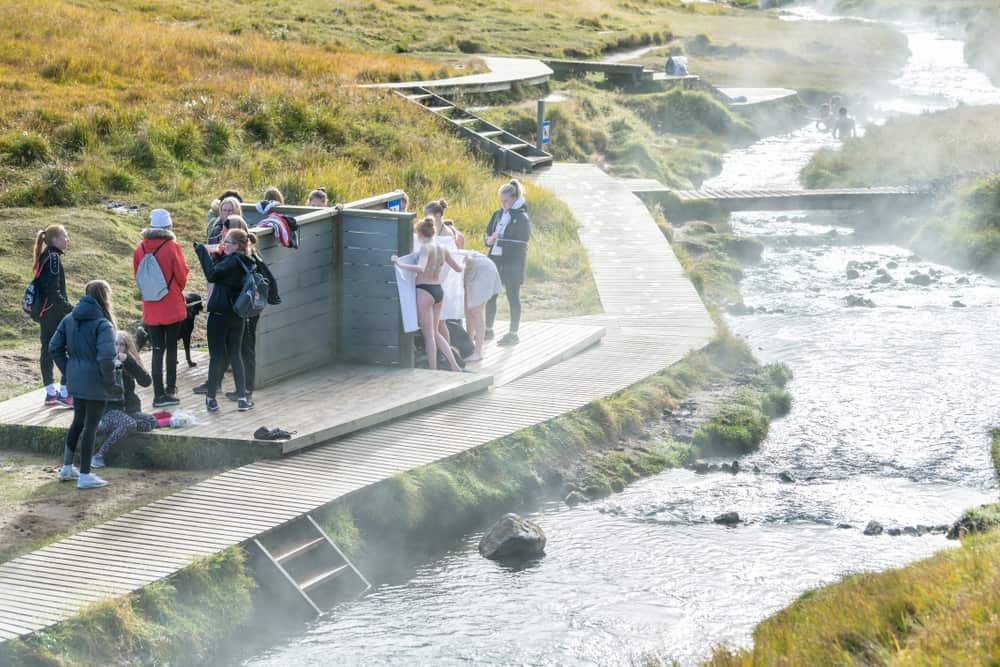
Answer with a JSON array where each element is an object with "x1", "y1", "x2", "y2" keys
[
  {"x1": 393, "y1": 86, "x2": 553, "y2": 173},
  {"x1": 252, "y1": 515, "x2": 371, "y2": 615}
]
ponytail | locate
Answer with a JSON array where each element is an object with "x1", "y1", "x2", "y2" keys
[
  {"x1": 33, "y1": 225, "x2": 66, "y2": 274},
  {"x1": 498, "y1": 179, "x2": 525, "y2": 201}
]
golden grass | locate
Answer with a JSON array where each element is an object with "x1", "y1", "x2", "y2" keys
[{"x1": 706, "y1": 529, "x2": 1000, "y2": 666}]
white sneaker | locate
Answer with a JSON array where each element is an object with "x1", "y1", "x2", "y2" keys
[
  {"x1": 77, "y1": 473, "x2": 108, "y2": 489},
  {"x1": 58, "y1": 465, "x2": 80, "y2": 481}
]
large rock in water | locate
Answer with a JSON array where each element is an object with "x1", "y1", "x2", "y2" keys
[{"x1": 479, "y1": 513, "x2": 546, "y2": 560}]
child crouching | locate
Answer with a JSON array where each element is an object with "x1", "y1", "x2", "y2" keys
[{"x1": 92, "y1": 331, "x2": 157, "y2": 469}]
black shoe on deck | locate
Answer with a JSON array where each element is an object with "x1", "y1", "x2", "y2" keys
[
  {"x1": 153, "y1": 395, "x2": 180, "y2": 408},
  {"x1": 238, "y1": 398, "x2": 255, "y2": 412},
  {"x1": 205, "y1": 397, "x2": 219, "y2": 413},
  {"x1": 496, "y1": 332, "x2": 519, "y2": 347}
]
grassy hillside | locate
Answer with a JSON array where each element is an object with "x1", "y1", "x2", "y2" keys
[
  {"x1": 0, "y1": 0, "x2": 598, "y2": 362},
  {"x1": 800, "y1": 106, "x2": 1000, "y2": 270}
]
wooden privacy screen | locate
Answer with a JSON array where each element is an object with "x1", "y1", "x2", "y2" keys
[{"x1": 239, "y1": 202, "x2": 414, "y2": 386}]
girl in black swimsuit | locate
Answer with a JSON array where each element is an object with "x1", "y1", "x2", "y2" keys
[{"x1": 392, "y1": 217, "x2": 464, "y2": 371}]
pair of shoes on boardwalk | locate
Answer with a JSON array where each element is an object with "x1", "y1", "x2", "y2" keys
[
  {"x1": 253, "y1": 426, "x2": 294, "y2": 441},
  {"x1": 44, "y1": 393, "x2": 73, "y2": 408},
  {"x1": 206, "y1": 396, "x2": 254, "y2": 412},
  {"x1": 58, "y1": 465, "x2": 107, "y2": 489}
]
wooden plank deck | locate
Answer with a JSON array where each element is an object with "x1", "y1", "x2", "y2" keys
[{"x1": 0, "y1": 163, "x2": 714, "y2": 643}]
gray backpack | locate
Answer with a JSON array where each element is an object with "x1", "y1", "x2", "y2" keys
[{"x1": 135, "y1": 242, "x2": 171, "y2": 302}]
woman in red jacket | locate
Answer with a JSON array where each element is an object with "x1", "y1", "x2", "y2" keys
[{"x1": 133, "y1": 208, "x2": 189, "y2": 408}]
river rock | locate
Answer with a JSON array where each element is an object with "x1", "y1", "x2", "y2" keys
[
  {"x1": 902, "y1": 526, "x2": 918, "y2": 536},
  {"x1": 863, "y1": 520, "x2": 884, "y2": 536},
  {"x1": 714, "y1": 511, "x2": 740, "y2": 526},
  {"x1": 777, "y1": 471, "x2": 795, "y2": 483},
  {"x1": 956, "y1": 276, "x2": 971, "y2": 285},
  {"x1": 845, "y1": 269, "x2": 860, "y2": 279},
  {"x1": 844, "y1": 295, "x2": 876, "y2": 308},
  {"x1": 871, "y1": 273, "x2": 894, "y2": 285},
  {"x1": 952, "y1": 300, "x2": 967, "y2": 308},
  {"x1": 916, "y1": 525, "x2": 930, "y2": 535},
  {"x1": 876, "y1": 268, "x2": 890, "y2": 276},
  {"x1": 478, "y1": 513, "x2": 546, "y2": 560},
  {"x1": 887, "y1": 527, "x2": 902, "y2": 536},
  {"x1": 721, "y1": 462, "x2": 733, "y2": 473},
  {"x1": 564, "y1": 491, "x2": 587, "y2": 507},
  {"x1": 692, "y1": 461, "x2": 710, "y2": 474},
  {"x1": 730, "y1": 460, "x2": 740, "y2": 474},
  {"x1": 905, "y1": 273, "x2": 932, "y2": 286},
  {"x1": 836, "y1": 523, "x2": 853, "y2": 529},
  {"x1": 886, "y1": 261, "x2": 898, "y2": 269}
]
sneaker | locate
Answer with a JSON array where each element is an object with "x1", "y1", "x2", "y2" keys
[
  {"x1": 58, "y1": 464, "x2": 80, "y2": 481},
  {"x1": 484, "y1": 328, "x2": 495, "y2": 340},
  {"x1": 238, "y1": 398, "x2": 255, "y2": 412},
  {"x1": 90, "y1": 454, "x2": 106, "y2": 469},
  {"x1": 206, "y1": 396, "x2": 219, "y2": 413},
  {"x1": 152, "y1": 395, "x2": 180, "y2": 408},
  {"x1": 77, "y1": 473, "x2": 108, "y2": 489},
  {"x1": 44, "y1": 393, "x2": 59, "y2": 407},
  {"x1": 496, "y1": 332, "x2": 519, "y2": 346},
  {"x1": 224, "y1": 391, "x2": 248, "y2": 402},
  {"x1": 192, "y1": 382, "x2": 210, "y2": 395},
  {"x1": 56, "y1": 395, "x2": 74, "y2": 409}
]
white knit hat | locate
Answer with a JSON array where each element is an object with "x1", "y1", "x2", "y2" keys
[{"x1": 150, "y1": 208, "x2": 173, "y2": 228}]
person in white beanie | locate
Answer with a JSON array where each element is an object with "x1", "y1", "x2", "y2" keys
[{"x1": 132, "y1": 208, "x2": 189, "y2": 407}]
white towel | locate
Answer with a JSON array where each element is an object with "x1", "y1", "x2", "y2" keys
[
  {"x1": 436, "y1": 236, "x2": 466, "y2": 320},
  {"x1": 394, "y1": 252, "x2": 419, "y2": 333}
]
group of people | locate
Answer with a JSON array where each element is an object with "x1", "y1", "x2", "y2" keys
[
  {"x1": 816, "y1": 95, "x2": 859, "y2": 140},
  {"x1": 393, "y1": 179, "x2": 531, "y2": 371},
  {"x1": 34, "y1": 178, "x2": 529, "y2": 488}
]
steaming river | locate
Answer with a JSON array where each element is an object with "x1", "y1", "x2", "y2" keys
[{"x1": 243, "y1": 7, "x2": 1000, "y2": 666}]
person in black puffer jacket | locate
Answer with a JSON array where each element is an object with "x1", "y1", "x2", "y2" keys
[
  {"x1": 33, "y1": 224, "x2": 75, "y2": 408},
  {"x1": 49, "y1": 280, "x2": 118, "y2": 489},
  {"x1": 195, "y1": 228, "x2": 257, "y2": 414},
  {"x1": 91, "y1": 330, "x2": 155, "y2": 470},
  {"x1": 484, "y1": 178, "x2": 531, "y2": 347}
]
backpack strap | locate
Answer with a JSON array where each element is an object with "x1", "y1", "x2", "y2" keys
[
  {"x1": 142, "y1": 240, "x2": 174, "y2": 291},
  {"x1": 33, "y1": 252, "x2": 53, "y2": 279}
]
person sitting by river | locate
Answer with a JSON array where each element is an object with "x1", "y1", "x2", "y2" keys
[
  {"x1": 392, "y1": 218, "x2": 464, "y2": 372},
  {"x1": 816, "y1": 103, "x2": 832, "y2": 132},
  {"x1": 833, "y1": 107, "x2": 856, "y2": 140}
]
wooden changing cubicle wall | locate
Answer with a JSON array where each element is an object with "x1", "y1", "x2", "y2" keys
[{"x1": 239, "y1": 202, "x2": 415, "y2": 386}]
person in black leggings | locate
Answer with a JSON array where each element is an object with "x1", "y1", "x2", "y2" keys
[
  {"x1": 49, "y1": 280, "x2": 119, "y2": 489},
  {"x1": 32, "y1": 225, "x2": 74, "y2": 407},
  {"x1": 195, "y1": 228, "x2": 257, "y2": 413},
  {"x1": 484, "y1": 179, "x2": 531, "y2": 346}
]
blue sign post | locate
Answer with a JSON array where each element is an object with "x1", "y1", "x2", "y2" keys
[{"x1": 541, "y1": 120, "x2": 552, "y2": 146}]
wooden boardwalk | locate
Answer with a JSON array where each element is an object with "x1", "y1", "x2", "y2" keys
[
  {"x1": 0, "y1": 163, "x2": 714, "y2": 643},
  {"x1": 622, "y1": 178, "x2": 932, "y2": 212}
]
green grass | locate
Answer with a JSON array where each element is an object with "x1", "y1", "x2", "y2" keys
[{"x1": 800, "y1": 105, "x2": 1000, "y2": 271}]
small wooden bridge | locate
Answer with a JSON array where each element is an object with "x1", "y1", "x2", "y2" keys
[{"x1": 622, "y1": 179, "x2": 933, "y2": 213}]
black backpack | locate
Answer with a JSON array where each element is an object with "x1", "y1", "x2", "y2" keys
[
  {"x1": 22, "y1": 255, "x2": 52, "y2": 322},
  {"x1": 233, "y1": 259, "x2": 269, "y2": 319}
]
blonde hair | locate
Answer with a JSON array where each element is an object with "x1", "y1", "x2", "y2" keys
[
  {"x1": 85, "y1": 280, "x2": 117, "y2": 331},
  {"x1": 219, "y1": 196, "x2": 242, "y2": 217},
  {"x1": 115, "y1": 330, "x2": 140, "y2": 364},
  {"x1": 498, "y1": 178, "x2": 525, "y2": 201},
  {"x1": 307, "y1": 188, "x2": 328, "y2": 206},
  {"x1": 33, "y1": 225, "x2": 66, "y2": 273},
  {"x1": 263, "y1": 187, "x2": 284, "y2": 204}
]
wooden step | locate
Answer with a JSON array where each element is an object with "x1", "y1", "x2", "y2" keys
[
  {"x1": 299, "y1": 564, "x2": 351, "y2": 592},
  {"x1": 452, "y1": 117, "x2": 478, "y2": 124},
  {"x1": 273, "y1": 537, "x2": 326, "y2": 564},
  {"x1": 523, "y1": 154, "x2": 553, "y2": 163},
  {"x1": 406, "y1": 93, "x2": 433, "y2": 101},
  {"x1": 428, "y1": 105, "x2": 454, "y2": 113},
  {"x1": 479, "y1": 130, "x2": 504, "y2": 138},
  {"x1": 502, "y1": 143, "x2": 529, "y2": 151}
]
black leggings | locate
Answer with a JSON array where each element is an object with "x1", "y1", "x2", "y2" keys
[
  {"x1": 64, "y1": 398, "x2": 106, "y2": 475},
  {"x1": 39, "y1": 313, "x2": 66, "y2": 388},
  {"x1": 147, "y1": 321, "x2": 181, "y2": 397},
  {"x1": 242, "y1": 315, "x2": 258, "y2": 393},
  {"x1": 207, "y1": 313, "x2": 246, "y2": 399},
  {"x1": 485, "y1": 280, "x2": 523, "y2": 334}
]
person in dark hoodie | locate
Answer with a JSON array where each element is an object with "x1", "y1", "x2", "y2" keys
[
  {"x1": 91, "y1": 330, "x2": 155, "y2": 470},
  {"x1": 33, "y1": 224, "x2": 74, "y2": 408},
  {"x1": 133, "y1": 208, "x2": 189, "y2": 408},
  {"x1": 49, "y1": 280, "x2": 118, "y2": 489},
  {"x1": 484, "y1": 178, "x2": 531, "y2": 346},
  {"x1": 194, "y1": 228, "x2": 256, "y2": 413}
]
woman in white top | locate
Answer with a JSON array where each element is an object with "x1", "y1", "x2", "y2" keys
[{"x1": 393, "y1": 218, "x2": 465, "y2": 371}]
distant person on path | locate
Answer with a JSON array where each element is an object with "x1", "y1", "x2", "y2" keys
[
  {"x1": 833, "y1": 107, "x2": 856, "y2": 140},
  {"x1": 484, "y1": 179, "x2": 531, "y2": 346},
  {"x1": 33, "y1": 224, "x2": 74, "y2": 408},
  {"x1": 49, "y1": 280, "x2": 119, "y2": 489},
  {"x1": 207, "y1": 190, "x2": 242, "y2": 243},
  {"x1": 208, "y1": 195, "x2": 242, "y2": 245},
  {"x1": 133, "y1": 208, "x2": 189, "y2": 408},
  {"x1": 462, "y1": 250, "x2": 502, "y2": 362},
  {"x1": 307, "y1": 187, "x2": 329, "y2": 207},
  {"x1": 92, "y1": 331, "x2": 155, "y2": 470},
  {"x1": 816, "y1": 102, "x2": 832, "y2": 132},
  {"x1": 195, "y1": 228, "x2": 257, "y2": 413},
  {"x1": 392, "y1": 218, "x2": 464, "y2": 372}
]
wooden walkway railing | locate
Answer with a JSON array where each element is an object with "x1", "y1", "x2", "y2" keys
[{"x1": 0, "y1": 163, "x2": 714, "y2": 643}]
